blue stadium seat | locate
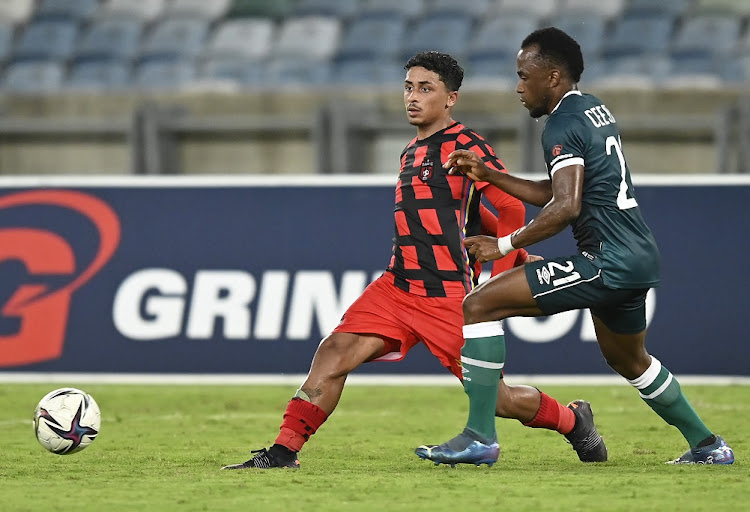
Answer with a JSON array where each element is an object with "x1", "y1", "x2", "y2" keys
[
  {"x1": 139, "y1": 18, "x2": 210, "y2": 61},
  {"x1": 2, "y1": 60, "x2": 64, "y2": 92},
  {"x1": 0, "y1": 21, "x2": 15, "y2": 62},
  {"x1": 331, "y1": 56, "x2": 404, "y2": 86},
  {"x1": 590, "y1": 55, "x2": 670, "y2": 88},
  {"x1": 34, "y1": 0, "x2": 100, "y2": 23},
  {"x1": 67, "y1": 58, "x2": 131, "y2": 90},
  {"x1": 465, "y1": 54, "x2": 519, "y2": 85},
  {"x1": 75, "y1": 18, "x2": 144, "y2": 60},
  {"x1": 399, "y1": 13, "x2": 475, "y2": 61},
  {"x1": 602, "y1": 13, "x2": 675, "y2": 58},
  {"x1": 691, "y1": 0, "x2": 750, "y2": 16},
  {"x1": 671, "y1": 15, "x2": 742, "y2": 54},
  {"x1": 266, "y1": 57, "x2": 332, "y2": 87},
  {"x1": 134, "y1": 58, "x2": 196, "y2": 90},
  {"x1": 720, "y1": 54, "x2": 750, "y2": 84},
  {"x1": 204, "y1": 19, "x2": 274, "y2": 61},
  {"x1": 13, "y1": 20, "x2": 79, "y2": 60},
  {"x1": 336, "y1": 15, "x2": 406, "y2": 60},
  {"x1": 467, "y1": 15, "x2": 540, "y2": 60},
  {"x1": 552, "y1": 13, "x2": 608, "y2": 57}
]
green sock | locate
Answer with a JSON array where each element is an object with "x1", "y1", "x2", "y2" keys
[
  {"x1": 460, "y1": 321, "x2": 506, "y2": 441},
  {"x1": 628, "y1": 356, "x2": 712, "y2": 448}
]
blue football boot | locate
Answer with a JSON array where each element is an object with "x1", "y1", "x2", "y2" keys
[
  {"x1": 666, "y1": 435, "x2": 735, "y2": 465},
  {"x1": 415, "y1": 428, "x2": 500, "y2": 467}
]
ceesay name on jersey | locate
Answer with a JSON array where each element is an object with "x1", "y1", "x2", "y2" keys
[{"x1": 112, "y1": 268, "x2": 656, "y2": 343}]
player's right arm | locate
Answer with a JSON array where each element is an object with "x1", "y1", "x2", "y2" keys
[{"x1": 443, "y1": 150, "x2": 552, "y2": 207}]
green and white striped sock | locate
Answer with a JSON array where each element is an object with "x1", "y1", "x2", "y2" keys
[
  {"x1": 628, "y1": 356, "x2": 712, "y2": 448},
  {"x1": 460, "y1": 321, "x2": 506, "y2": 442}
]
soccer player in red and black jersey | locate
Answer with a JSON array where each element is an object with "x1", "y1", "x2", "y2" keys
[{"x1": 222, "y1": 51, "x2": 606, "y2": 470}]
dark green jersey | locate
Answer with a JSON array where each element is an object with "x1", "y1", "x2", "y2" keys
[{"x1": 541, "y1": 91, "x2": 660, "y2": 289}]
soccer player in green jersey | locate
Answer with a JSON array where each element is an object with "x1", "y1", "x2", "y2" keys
[{"x1": 416, "y1": 27, "x2": 734, "y2": 466}]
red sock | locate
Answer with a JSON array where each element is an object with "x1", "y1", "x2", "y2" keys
[
  {"x1": 274, "y1": 398, "x2": 328, "y2": 452},
  {"x1": 523, "y1": 392, "x2": 576, "y2": 434}
]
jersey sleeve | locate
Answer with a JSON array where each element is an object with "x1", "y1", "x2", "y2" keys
[{"x1": 542, "y1": 115, "x2": 589, "y2": 177}]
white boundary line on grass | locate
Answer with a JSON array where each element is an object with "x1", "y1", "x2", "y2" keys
[{"x1": 0, "y1": 373, "x2": 747, "y2": 386}]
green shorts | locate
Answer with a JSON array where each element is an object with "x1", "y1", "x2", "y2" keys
[{"x1": 524, "y1": 254, "x2": 649, "y2": 335}]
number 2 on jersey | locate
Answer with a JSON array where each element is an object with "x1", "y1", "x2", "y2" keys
[{"x1": 606, "y1": 135, "x2": 638, "y2": 210}]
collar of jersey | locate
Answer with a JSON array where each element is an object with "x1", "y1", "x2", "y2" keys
[{"x1": 550, "y1": 89, "x2": 583, "y2": 114}]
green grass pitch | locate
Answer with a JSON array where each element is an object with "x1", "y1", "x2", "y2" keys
[{"x1": 1, "y1": 382, "x2": 747, "y2": 511}]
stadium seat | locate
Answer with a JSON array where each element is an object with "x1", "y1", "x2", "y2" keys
[
  {"x1": 67, "y1": 58, "x2": 131, "y2": 90},
  {"x1": 399, "y1": 13, "x2": 475, "y2": 61},
  {"x1": 467, "y1": 15, "x2": 540, "y2": 60},
  {"x1": 1, "y1": 60, "x2": 64, "y2": 92},
  {"x1": 292, "y1": 0, "x2": 361, "y2": 20},
  {"x1": 563, "y1": 0, "x2": 626, "y2": 19},
  {"x1": 204, "y1": 19, "x2": 274, "y2": 60},
  {"x1": 13, "y1": 20, "x2": 79, "y2": 61},
  {"x1": 336, "y1": 15, "x2": 406, "y2": 60},
  {"x1": 602, "y1": 13, "x2": 675, "y2": 58},
  {"x1": 33, "y1": 0, "x2": 100, "y2": 23},
  {"x1": 198, "y1": 56, "x2": 265, "y2": 87},
  {"x1": 431, "y1": 0, "x2": 490, "y2": 18},
  {"x1": 625, "y1": 0, "x2": 692, "y2": 17},
  {"x1": 95, "y1": 0, "x2": 166, "y2": 23},
  {"x1": 671, "y1": 15, "x2": 742, "y2": 54},
  {"x1": 226, "y1": 0, "x2": 294, "y2": 20},
  {"x1": 139, "y1": 18, "x2": 210, "y2": 61},
  {"x1": 273, "y1": 16, "x2": 341, "y2": 61},
  {"x1": 465, "y1": 53, "x2": 519, "y2": 85},
  {"x1": 552, "y1": 12, "x2": 608, "y2": 57},
  {"x1": 0, "y1": 0, "x2": 34, "y2": 26},
  {"x1": 491, "y1": 0, "x2": 557, "y2": 20},
  {"x1": 331, "y1": 56, "x2": 404, "y2": 86},
  {"x1": 133, "y1": 58, "x2": 196, "y2": 90},
  {"x1": 590, "y1": 55, "x2": 670, "y2": 89},
  {"x1": 75, "y1": 18, "x2": 144, "y2": 61},
  {"x1": 164, "y1": 0, "x2": 231, "y2": 21},
  {"x1": 266, "y1": 57, "x2": 332, "y2": 87},
  {"x1": 0, "y1": 21, "x2": 14, "y2": 62},
  {"x1": 359, "y1": 0, "x2": 425, "y2": 19}
]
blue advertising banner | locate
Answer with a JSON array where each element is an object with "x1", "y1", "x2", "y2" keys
[{"x1": 1, "y1": 176, "x2": 748, "y2": 376}]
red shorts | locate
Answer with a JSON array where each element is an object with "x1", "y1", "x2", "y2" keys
[{"x1": 332, "y1": 272, "x2": 464, "y2": 379}]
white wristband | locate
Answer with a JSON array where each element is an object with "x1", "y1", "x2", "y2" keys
[{"x1": 497, "y1": 234, "x2": 516, "y2": 256}]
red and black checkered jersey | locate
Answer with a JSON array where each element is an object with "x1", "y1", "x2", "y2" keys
[{"x1": 386, "y1": 122, "x2": 507, "y2": 297}]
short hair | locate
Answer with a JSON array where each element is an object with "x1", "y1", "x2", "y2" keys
[
  {"x1": 404, "y1": 51, "x2": 464, "y2": 92},
  {"x1": 521, "y1": 27, "x2": 584, "y2": 83}
]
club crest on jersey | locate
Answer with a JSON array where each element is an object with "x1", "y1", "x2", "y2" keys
[
  {"x1": 419, "y1": 159, "x2": 434, "y2": 181},
  {"x1": 552, "y1": 145, "x2": 563, "y2": 157}
]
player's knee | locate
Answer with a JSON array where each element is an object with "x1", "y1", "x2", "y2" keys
[{"x1": 462, "y1": 293, "x2": 490, "y2": 324}]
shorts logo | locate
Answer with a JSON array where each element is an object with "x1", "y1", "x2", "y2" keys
[
  {"x1": 0, "y1": 190, "x2": 120, "y2": 367},
  {"x1": 552, "y1": 145, "x2": 563, "y2": 157},
  {"x1": 419, "y1": 160, "x2": 433, "y2": 181}
]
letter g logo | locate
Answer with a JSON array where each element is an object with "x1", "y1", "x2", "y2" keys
[{"x1": 0, "y1": 190, "x2": 120, "y2": 367}]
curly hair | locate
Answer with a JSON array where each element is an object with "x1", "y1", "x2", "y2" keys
[
  {"x1": 404, "y1": 51, "x2": 464, "y2": 92},
  {"x1": 521, "y1": 27, "x2": 585, "y2": 83}
]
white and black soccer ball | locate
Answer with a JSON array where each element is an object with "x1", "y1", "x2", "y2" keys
[{"x1": 33, "y1": 388, "x2": 101, "y2": 455}]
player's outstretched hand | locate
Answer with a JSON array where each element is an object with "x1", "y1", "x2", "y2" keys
[
  {"x1": 463, "y1": 235, "x2": 503, "y2": 263},
  {"x1": 524, "y1": 253, "x2": 545, "y2": 263},
  {"x1": 443, "y1": 150, "x2": 491, "y2": 182}
]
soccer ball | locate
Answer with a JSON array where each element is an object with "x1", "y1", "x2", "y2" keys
[{"x1": 33, "y1": 388, "x2": 101, "y2": 454}]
